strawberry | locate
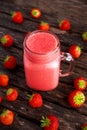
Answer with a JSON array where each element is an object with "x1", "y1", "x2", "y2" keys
[
  {"x1": 6, "y1": 88, "x2": 18, "y2": 101},
  {"x1": 4, "y1": 55, "x2": 16, "y2": 69},
  {"x1": 28, "y1": 93, "x2": 43, "y2": 108},
  {"x1": 68, "y1": 90, "x2": 85, "y2": 108},
  {"x1": 0, "y1": 73, "x2": 9, "y2": 87},
  {"x1": 68, "y1": 45, "x2": 81, "y2": 59},
  {"x1": 11, "y1": 11, "x2": 24, "y2": 23},
  {"x1": 58, "y1": 19, "x2": 70, "y2": 31},
  {"x1": 0, "y1": 96, "x2": 2, "y2": 103},
  {"x1": 1, "y1": 34, "x2": 13, "y2": 47},
  {"x1": 74, "y1": 77, "x2": 87, "y2": 91},
  {"x1": 0, "y1": 109, "x2": 14, "y2": 125},
  {"x1": 38, "y1": 21, "x2": 50, "y2": 31},
  {"x1": 30, "y1": 8, "x2": 41, "y2": 19},
  {"x1": 40, "y1": 115, "x2": 59, "y2": 130},
  {"x1": 81, "y1": 123, "x2": 87, "y2": 130},
  {"x1": 82, "y1": 32, "x2": 87, "y2": 42}
]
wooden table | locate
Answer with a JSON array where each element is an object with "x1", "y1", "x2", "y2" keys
[{"x1": 0, "y1": 0, "x2": 87, "y2": 130}]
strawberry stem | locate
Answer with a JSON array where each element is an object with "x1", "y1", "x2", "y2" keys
[
  {"x1": 11, "y1": 11, "x2": 15, "y2": 17},
  {"x1": 40, "y1": 21, "x2": 47, "y2": 25},
  {"x1": 4, "y1": 55, "x2": 9, "y2": 62},
  {"x1": 78, "y1": 80, "x2": 86, "y2": 88},
  {"x1": 7, "y1": 88, "x2": 13, "y2": 95},
  {"x1": 1, "y1": 37, "x2": 7, "y2": 44},
  {"x1": 32, "y1": 10, "x2": 39, "y2": 16},
  {"x1": 58, "y1": 20, "x2": 62, "y2": 26},
  {"x1": 40, "y1": 116, "x2": 50, "y2": 127},
  {"x1": 0, "y1": 72, "x2": 3, "y2": 75},
  {"x1": 74, "y1": 93, "x2": 85, "y2": 105},
  {"x1": 27, "y1": 94, "x2": 34, "y2": 101},
  {"x1": 0, "y1": 109, "x2": 8, "y2": 116}
]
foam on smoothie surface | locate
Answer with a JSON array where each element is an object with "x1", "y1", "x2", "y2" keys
[{"x1": 26, "y1": 32, "x2": 58, "y2": 54}]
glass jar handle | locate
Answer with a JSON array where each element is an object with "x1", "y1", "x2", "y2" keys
[{"x1": 60, "y1": 52, "x2": 74, "y2": 77}]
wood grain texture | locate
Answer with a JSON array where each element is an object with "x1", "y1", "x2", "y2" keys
[
  {"x1": 0, "y1": 0, "x2": 87, "y2": 130},
  {"x1": 1, "y1": 0, "x2": 87, "y2": 32}
]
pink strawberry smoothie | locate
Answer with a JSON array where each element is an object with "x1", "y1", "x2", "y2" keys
[
  {"x1": 24, "y1": 31, "x2": 60, "y2": 91},
  {"x1": 26, "y1": 32, "x2": 58, "y2": 54}
]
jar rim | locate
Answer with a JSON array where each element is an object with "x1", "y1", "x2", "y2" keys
[{"x1": 24, "y1": 30, "x2": 60, "y2": 56}]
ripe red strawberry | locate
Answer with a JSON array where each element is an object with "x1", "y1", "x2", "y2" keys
[
  {"x1": 81, "y1": 123, "x2": 87, "y2": 130},
  {"x1": 68, "y1": 45, "x2": 81, "y2": 59},
  {"x1": 0, "y1": 109, "x2": 14, "y2": 125},
  {"x1": 40, "y1": 115, "x2": 59, "y2": 130},
  {"x1": 82, "y1": 32, "x2": 87, "y2": 42},
  {"x1": 68, "y1": 90, "x2": 85, "y2": 108},
  {"x1": 28, "y1": 93, "x2": 43, "y2": 108},
  {"x1": 30, "y1": 8, "x2": 41, "y2": 19},
  {"x1": 0, "y1": 96, "x2": 2, "y2": 103},
  {"x1": 74, "y1": 77, "x2": 87, "y2": 91},
  {"x1": 6, "y1": 88, "x2": 18, "y2": 101},
  {"x1": 58, "y1": 19, "x2": 70, "y2": 31},
  {"x1": 11, "y1": 11, "x2": 24, "y2": 23},
  {"x1": 0, "y1": 73, "x2": 9, "y2": 87},
  {"x1": 1, "y1": 34, "x2": 13, "y2": 47},
  {"x1": 4, "y1": 55, "x2": 16, "y2": 69},
  {"x1": 38, "y1": 21, "x2": 50, "y2": 31}
]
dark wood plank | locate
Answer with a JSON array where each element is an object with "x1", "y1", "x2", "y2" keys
[
  {"x1": 0, "y1": 1, "x2": 87, "y2": 33},
  {"x1": 0, "y1": 106, "x2": 41, "y2": 130},
  {"x1": 0, "y1": 94, "x2": 87, "y2": 130}
]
